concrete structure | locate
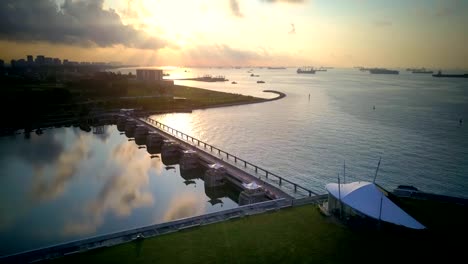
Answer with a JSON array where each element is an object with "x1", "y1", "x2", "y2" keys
[
  {"x1": 180, "y1": 150, "x2": 199, "y2": 170},
  {"x1": 239, "y1": 182, "x2": 268, "y2": 205},
  {"x1": 116, "y1": 116, "x2": 127, "y2": 132},
  {"x1": 2, "y1": 198, "x2": 326, "y2": 263},
  {"x1": 136, "y1": 69, "x2": 163, "y2": 82},
  {"x1": 147, "y1": 131, "x2": 163, "y2": 148},
  {"x1": 142, "y1": 116, "x2": 316, "y2": 199},
  {"x1": 161, "y1": 139, "x2": 180, "y2": 157},
  {"x1": 124, "y1": 119, "x2": 137, "y2": 137},
  {"x1": 205, "y1": 163, "x2": 227, "y2": 188},
  {"x1": 134, "y1": 125, "x2": 148, "y2": 144}
]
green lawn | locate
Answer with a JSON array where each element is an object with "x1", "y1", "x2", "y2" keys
[
  {"x1": 47, "y1": 200, "x2": 467, "y2": 264},
  {"x1": 102, "y1": 85, "x2": 264, "y2": 113},
  {"x1": 171, "y1": 85, "x2": 262, "y2": 107}
]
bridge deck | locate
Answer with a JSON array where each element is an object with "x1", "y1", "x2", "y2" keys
[{"x1": 136, "y1": 117, "x2": 293, "y2": 200}]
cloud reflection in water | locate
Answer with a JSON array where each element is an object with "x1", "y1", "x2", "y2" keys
[
  {"x1": 162, "y1": 192, "x2": 206, "y2": 222},
  {"x1": 62, "y1": 141, "x2": 154, "y2": 236},
  {"x1": 31, "y1": 134, "x2": 91, "y2": 201}
]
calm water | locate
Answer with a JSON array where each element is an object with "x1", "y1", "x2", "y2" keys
[
  {"x1": 148, "y1": 67, "x2": 467, "y2": 197},
  {"x1": 0, "y1": 126, "x2": 239, "y2": 256},
  {"x1": 1, "y1": 67, "x2": 467, "y2": 255}
]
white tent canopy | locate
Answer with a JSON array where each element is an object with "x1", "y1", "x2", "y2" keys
[{"x1": 325, "y1": 181, "x2": 425, "y2": 230}]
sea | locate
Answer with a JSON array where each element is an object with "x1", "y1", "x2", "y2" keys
[{"x1": 0, "y1": 67, "x2": 467, "y2": 256}]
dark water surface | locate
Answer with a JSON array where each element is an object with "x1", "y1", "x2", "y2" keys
[{"x1": 0, "y1": 126, "x2": 239, "y2": 256}]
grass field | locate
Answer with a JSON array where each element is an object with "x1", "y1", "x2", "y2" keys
[{"x1": 47, "y1": 198, "x2": 467, "y2": 264}]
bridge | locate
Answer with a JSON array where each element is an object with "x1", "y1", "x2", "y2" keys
[{"x1": 139, "y1": 115, "x2": 317, "y2": 199}]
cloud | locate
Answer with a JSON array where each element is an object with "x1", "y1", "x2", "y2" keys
[
  {"x1": 185, "y1": 44, "x2": 261, "y2": 66},
  {"x1": 373, "y1": 20, "x2": 392, "y2": 27},
  {"x1": 262, "y1": 0, "x2": 306, "y2": 3},
  {"x1": 289, "y1": 23, "x2": 296, "y2": 34},
  {"x1": 0, "y1": 0, "x2": 166, "y2": 50},
  {"x1": 230, "y1": 0, "x2": 243, "y2": 17},
  {"x1": 229, "y1": 0, "x2": 305, "y2": 17}
]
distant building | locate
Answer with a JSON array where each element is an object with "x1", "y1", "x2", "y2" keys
[
  {"x1": 27, "y1": 55, "x2": 34, "y2": 65},
  {"x1": 35, "y1": 55, "x2": 45, "y2": 65},
  {"x1": 136, "y1": 69, "x2": 163, "y2": 82},
  {"x1": 53, "y1": 58, "x2": 61, "y2": 65},
  {"x1": 44, "y1": 57, "x2": 53, "y2": 65},
  {"x1": 0, "y1": 59, "x2": 4, "y2": 68},
  {"x1": 16, "y1": 59, "x2": 27, "y2": 67}
]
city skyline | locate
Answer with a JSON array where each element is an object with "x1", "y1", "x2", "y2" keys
[{"x1": 1, "y1": 0, "x2": 467, "y2": 69}]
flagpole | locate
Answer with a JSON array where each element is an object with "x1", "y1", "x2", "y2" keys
[
  {"x1": 338, "y1": 173, "x2": 342, "y2": 219},
  {"x1": 343, "y1": 160, "x2": 346, "y2": 184}
]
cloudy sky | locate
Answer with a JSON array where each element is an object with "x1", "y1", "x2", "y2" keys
[{"x1": 0, "y1": 0, "x2": 467, "y2": 68}]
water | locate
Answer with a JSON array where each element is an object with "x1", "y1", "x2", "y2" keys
[
  {"x1": 0, "y1": 126, "x2": 239, "y2": 256},
  {"x1": 145, "y1": 67, "x2": 467, "y2": 197},
  {"x1": 1, "y1": 67, "x2": 467, "y2": 255}
]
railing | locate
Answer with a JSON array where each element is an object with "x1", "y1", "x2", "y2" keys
[
  {"x1": 0, "y1": 198, "x2": 294, "y2": 263},
  {"x1": 142, "y1": 116, "x2": 318, "y2": 197}
]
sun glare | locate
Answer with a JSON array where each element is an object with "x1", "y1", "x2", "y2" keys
[{"x1": 155, "y1": 113, "x2": 195, "y2": 139}]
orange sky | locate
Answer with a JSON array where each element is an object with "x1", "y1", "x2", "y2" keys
[{"x1": 0, "y1": 0, "x2": 467, "y2": 69}]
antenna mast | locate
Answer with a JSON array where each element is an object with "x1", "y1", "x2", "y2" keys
[
  {"x1": 343, "y1": 160, "x2": 346, "y2": 184},
  {"x1": 338, "y1": 173, "x2": 342, "y2": 219},
  {"x1": 373, "y1": 157, "x2": 382, "y2": 183}
]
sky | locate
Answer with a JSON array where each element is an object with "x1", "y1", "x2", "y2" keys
[{"x1": 0, "y1": 0, "x2": 467, "y2": 68}]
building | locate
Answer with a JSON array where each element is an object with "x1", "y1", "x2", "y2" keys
[
  {"x1": 35, "y1": 55, "x2": 45, "y2": 65},
  {"x1": 136, "y1": 69, "x2": 163, "y2": 82},
  {"x1": 27, "y1": 55, "x2": 34, "y2": 65},
  {"x1": 44, "y1": 57, "x2": 53, "y2": 65}
]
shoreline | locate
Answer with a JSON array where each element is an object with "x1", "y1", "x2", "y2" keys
[
  {"x1": 133, "y1": 89, "x2": 287, "y2": 117},
  {"x1": 192, "y1": 89, "x2": 286, "y2": 110},
  {"x1": 0, "y1": 82, "x2": 287, "y2": 132}
]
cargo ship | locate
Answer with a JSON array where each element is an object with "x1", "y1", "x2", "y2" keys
[
  {"x1": 412, "y1": 68, "x2": 433, "y2": 74},
  {"x1": 297, "y1": 67, "x2": 315, "y2": 74},
  {"x1": 432, "y1": 71, "x2": 468, "y2": 78},
  {"x1": 369, "y1": 68, "x2": 399, "y2": 74}
]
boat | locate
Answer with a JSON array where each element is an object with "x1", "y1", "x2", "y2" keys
[
  {"x1": 432, "y1": 70, "x2": 468, "y2": 78},
  {"x1": 250, "y1": 73, "x2": 259, "y2": 77},
  {"x1": 257, "y1": 80, "x2": 265, "y2": 83},
  {"x1": 231, "y1": 81, "x2": 237, "y2": 84},
  {"x1": 316, "y1": 67, "x2": 327, "y2": 72},
  {"x1": 194, "y1": 75, "x2": 229, "y2": 82},
  {"x1": 369, "y1": 68, "x2": 399, "y2": 74},
  {"x1": 297, "y1": 67, "x2": 315, "y2": 74},
  {"x1": 411, "y1": 68, "x2": 433, "y2": 74}
]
